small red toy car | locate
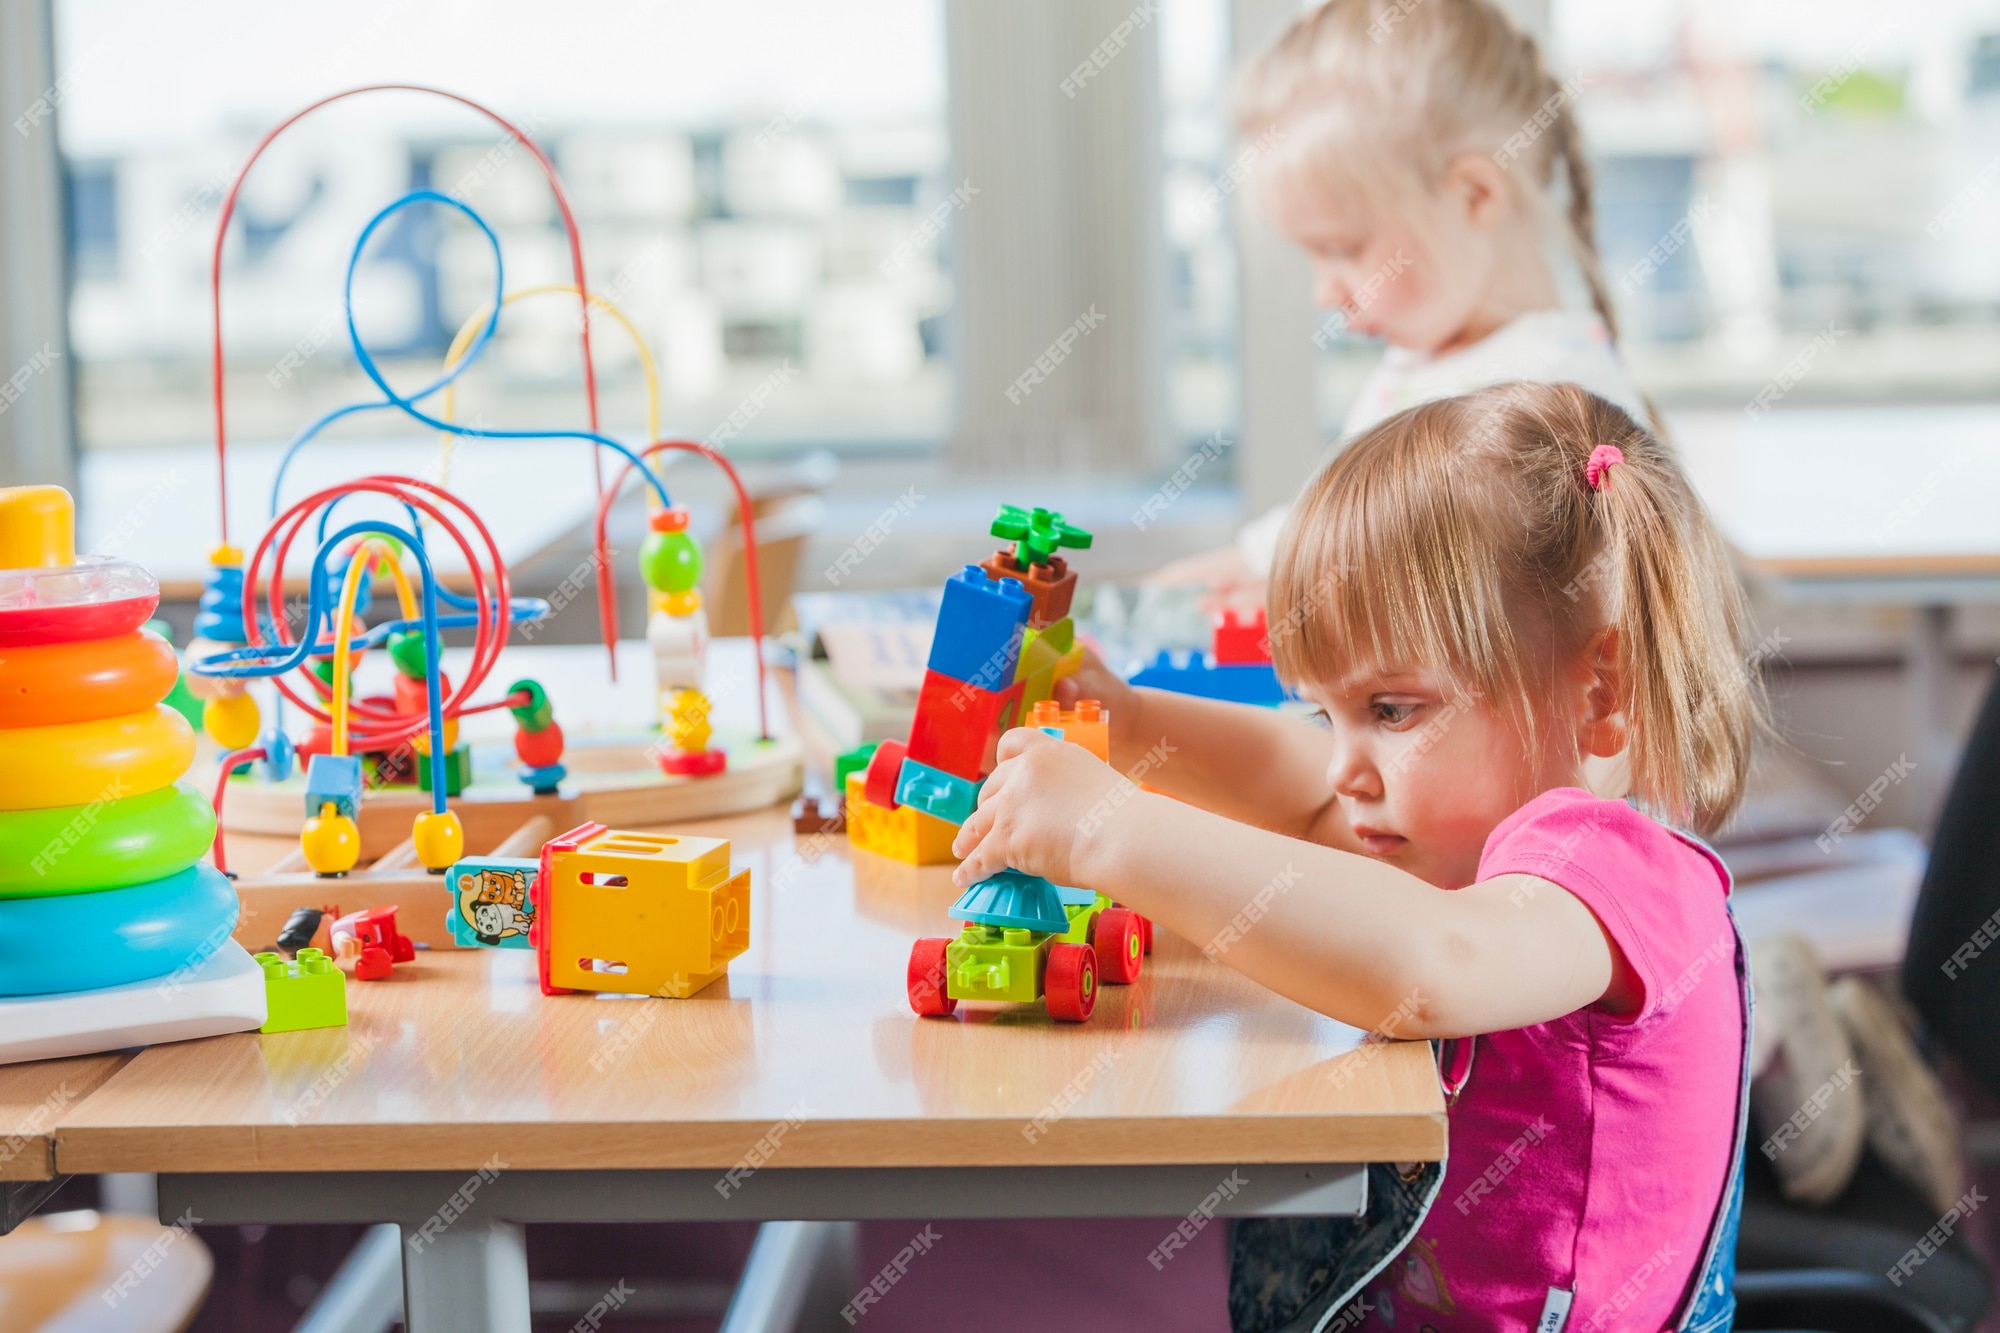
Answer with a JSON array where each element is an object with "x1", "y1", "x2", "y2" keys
[{"x1": 330, "y1": 906, "x2": 415, "y2": 980}]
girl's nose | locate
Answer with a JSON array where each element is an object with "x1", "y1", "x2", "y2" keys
[
  {"x1": 1326, "y1": 737, "x2": 1382, "y2": 802},
  {"x1": 1311, "y1": 260, "x2": 1353, "y2": 315}
]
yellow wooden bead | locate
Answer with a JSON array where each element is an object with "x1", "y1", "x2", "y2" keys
[
  {"x1": 412, "y1": 808, "x2": 464, "y2": 871},
  {"x1": 411, "y1": 716, "x2": 460, "y2": 756},
  {"x1": 300, "y1": 803, "x2": 360, "y2": 876},
  {"x1": 203, "y1": 691, "x2": 261, "y2": 750},
  {"x1": 668, "y1": 688, "x2": 712, "y2": 753}
]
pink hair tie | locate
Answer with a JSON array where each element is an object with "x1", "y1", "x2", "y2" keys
[{"x1": 1585, "y1": 444, "x2": 1624, "y2": 491}]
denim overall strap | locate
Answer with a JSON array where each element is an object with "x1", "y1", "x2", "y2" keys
[
  {"x1": 1671, "y1": 837, "x2": 1754, "y2": 1333},
  {"x1": 1227, "y1": 1039, "x2": 1467, "y2": 1333}
]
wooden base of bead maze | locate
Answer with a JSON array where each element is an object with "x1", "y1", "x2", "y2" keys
[
  {"x1": 219, "y1": 726, "x2": 803, "y2": 862},
  {"x1": 229, "y1": 812, "x2": 560, "y2": 954}
]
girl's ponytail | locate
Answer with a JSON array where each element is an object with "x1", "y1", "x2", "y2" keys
[{"x1": 1587, "y1": 427, "x2": 1758, "y2": 833}]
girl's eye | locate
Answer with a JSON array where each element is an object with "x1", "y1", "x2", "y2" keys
[{"x1": 1372, "y1": 701, "x2": 1418, "y2": 727}]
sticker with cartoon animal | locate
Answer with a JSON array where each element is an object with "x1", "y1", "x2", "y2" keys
[{"x1": 448, "y1": 856, "x2": 539, "y2": 948}]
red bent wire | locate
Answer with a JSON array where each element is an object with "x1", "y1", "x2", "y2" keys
[
  {"x1": 242, "y1": 476, "x2": 512, "y2": 751},
  {"x1": 209, "y1": 746, "x2": 267, "y2": 876},
  {"x1": 208, "y1": 84, "x2": 604, "y2": 547}
]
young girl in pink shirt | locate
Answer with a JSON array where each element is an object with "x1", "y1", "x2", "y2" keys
[{"x1": 956, "y1": 380, "x2": 1758, "y2": 1330}]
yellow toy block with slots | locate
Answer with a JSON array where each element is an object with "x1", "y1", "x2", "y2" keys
[
  {"x1": 533, "y1": 822, "x2": 750, "y2": 998},
  {"x1": 844, "y1": 772, "x2": 959, "y2": 865}
]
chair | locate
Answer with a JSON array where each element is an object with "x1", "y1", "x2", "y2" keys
[{"x1": 1729, "y1": 666, "x2": 2000, "y2": 1331}]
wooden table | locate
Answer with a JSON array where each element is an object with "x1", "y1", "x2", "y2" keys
[{"x1": 31, "y1": 801, "x2": 1442, "y2": 1330}]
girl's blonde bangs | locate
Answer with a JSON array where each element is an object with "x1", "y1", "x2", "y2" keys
[{"x1": 1267, "y1": 404, "x2": 1536, "y2": 717}]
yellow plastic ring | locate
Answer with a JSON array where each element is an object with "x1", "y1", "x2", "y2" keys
[{"x1": 0, "y1": 705, "x2": 194, "y2": 811}]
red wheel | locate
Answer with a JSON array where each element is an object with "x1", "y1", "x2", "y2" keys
[
  {"x1": 1044, "y1": 942, "x2": 1097, "y2": 1022},
  {"x1": 907, "y1": 938, "x2": 957, "y2": 1017},
  {"x1": 864, "y1": 739, "x2": 909, "y2": 810},
  {"x1": 1089, "y1": 907, "x2": 1144, "y2": 985},
  {"x1": 1139, "y1": 913, "x2": 1153, "y2": 954}
]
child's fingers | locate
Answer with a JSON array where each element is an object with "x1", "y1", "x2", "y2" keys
[
  {"x1": 951, "y1": 815, "x2": 1008, "y2": 886},
  {"x1": 951, "y1": 800, "x2": 997, "y2": 865},
  {"x1": 994, "y1": 724, "x2": 1060, "y2": 762}
]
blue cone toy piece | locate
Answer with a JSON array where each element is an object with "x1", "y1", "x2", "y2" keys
[{"x1": 949, "y1": 868, "x2": 1071, "y2": 934}]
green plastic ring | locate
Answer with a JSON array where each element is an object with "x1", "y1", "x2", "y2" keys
[{"x1": 0, "y1": 781, "x2": 216, "y2": 898}]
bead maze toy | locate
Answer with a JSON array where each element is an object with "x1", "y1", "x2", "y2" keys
[
  {"x1": 0, "y1": 485, "x2": 266, "y2": 1065},
  {"x1": 187, "y1": 85, "x2": 802, "y2": 900}
]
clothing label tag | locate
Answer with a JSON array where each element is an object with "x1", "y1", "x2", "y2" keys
[{"x1": 1537, "y1": 1287, "x2": 1574, "y2": 1332}]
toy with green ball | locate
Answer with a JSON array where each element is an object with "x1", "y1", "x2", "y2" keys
[{"x1": 641, "y1": 508, "x2": 703, "y2": 594}]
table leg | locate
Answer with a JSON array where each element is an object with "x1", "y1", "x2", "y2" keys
[
  {"x1": 720, "y1": 1220, "x2": 857, "y2": 1333},
  {"x1": 400, "y1": 1219, "x2": 531, "y2": 1333},
  {"x1": 1908, "y1": 603, "x2": 1958, "y2": 826},
  {"x1": 297, "y1": 1223, "x2": 402, "y2": 1333}
]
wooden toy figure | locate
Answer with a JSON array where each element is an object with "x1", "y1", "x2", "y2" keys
[{"x1": 642, "y1": 507, "x2": 725, "y2": 776}]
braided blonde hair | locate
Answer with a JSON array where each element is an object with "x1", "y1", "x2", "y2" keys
[{"x1": 1238, "y1": 0, "x2": 1621, "y2": 342}]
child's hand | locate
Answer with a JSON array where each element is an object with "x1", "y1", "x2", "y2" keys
[{"x1": 952, "y1": 727, "x2": 1134, "y2": 890}]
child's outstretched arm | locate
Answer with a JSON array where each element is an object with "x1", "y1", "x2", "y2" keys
[
  {"x1": 1053, "y1": 648, "x2": 1353, "y2": 845},
  {"x1": 954, "y1": 728, "x2": 1634, "y2": 1038}
]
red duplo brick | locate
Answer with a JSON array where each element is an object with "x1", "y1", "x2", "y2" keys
[
  {"x1": 1213, "y1": 606, "x2": 1272, "y2": 665},
  {"x1": 906, "y1": 668, "x2": 1021, "y2": 781}
]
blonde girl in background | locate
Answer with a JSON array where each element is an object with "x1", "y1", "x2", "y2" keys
[{"x1": 1157, "y1": 0, "x2": 1651, "y2": 592}]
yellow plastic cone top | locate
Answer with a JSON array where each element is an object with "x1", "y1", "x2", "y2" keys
[{"x1": 0, "y1": 485, "x2": 77, "y2": 571}]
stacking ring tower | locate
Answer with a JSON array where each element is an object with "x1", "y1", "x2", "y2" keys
[{"x1": 0, "y1": 487, "x2": 264, "y2": 1062}]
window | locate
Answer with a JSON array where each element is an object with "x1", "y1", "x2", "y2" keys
[
  {"x1": 1553, "y1": 0, "x2": 2000, "y2": 406},
  {"x1": 54, "y1": 0, "x2": 950, "y2": 468}
]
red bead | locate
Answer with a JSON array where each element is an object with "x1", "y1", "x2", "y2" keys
[{"x1": 515, "y1": 719, "x2": 565, "y2": 768}]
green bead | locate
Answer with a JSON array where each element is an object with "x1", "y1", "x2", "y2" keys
[
  {"x1": 507, "y1": 678, "x2": 554, "y2": 732},
  {"x1": 388, "y1": 630, "x2": 430, "y2": 679},
  {"x1": 640, "y1": 530, "x2": 703, "y2": 595},
  {"x1": 310, "y1": 656, "x2": 336, "y2": 686}
]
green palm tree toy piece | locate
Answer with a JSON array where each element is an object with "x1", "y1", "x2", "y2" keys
[{"x1": 990, "y1": 505, "x2": 1092, "y2": 569}]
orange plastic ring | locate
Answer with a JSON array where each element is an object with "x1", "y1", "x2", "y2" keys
[
  {"x1": 0, "y1": 705, "x2": 194, "y2": 811},
  {"x1": 0, "y1": 629, "x2": 179, "y2": 728}
]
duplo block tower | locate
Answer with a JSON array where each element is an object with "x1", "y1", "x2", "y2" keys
[{"x1": 847, "y1": 506, "x2": 1090, "y2": 864}]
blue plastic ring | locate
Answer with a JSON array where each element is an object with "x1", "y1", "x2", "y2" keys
[{"x1": 0, "y1": 862, "x2": 240, "y2": 996}]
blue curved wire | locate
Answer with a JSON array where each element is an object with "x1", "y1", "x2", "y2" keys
[
  {"x1": 266, "y1": 188, "x2": 674, "y2": 517},
  {"x1": 268, "y1": 402, "x2": 392, "y2": 518}
]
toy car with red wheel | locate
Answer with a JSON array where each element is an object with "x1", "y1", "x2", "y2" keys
[{"x1": 907, "y1": 869, "x2": 1146, "y2": 1022}]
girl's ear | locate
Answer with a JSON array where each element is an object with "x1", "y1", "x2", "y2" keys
[
  {"x1": 1441, "y1": 152, "x2": 1514, "y2": 233},
  {"x1": 1577, "y1": 626, "x2": 1627, "y2": 759}
]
